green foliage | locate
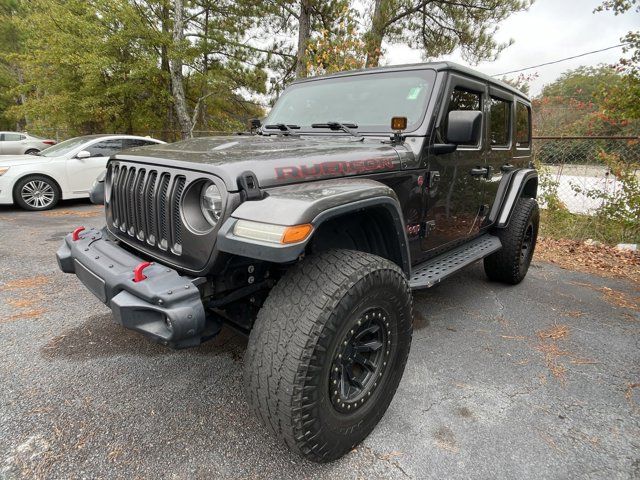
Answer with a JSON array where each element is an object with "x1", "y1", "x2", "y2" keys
[
  {"x1": 540, "y1": 208, "x2": 640, "y2": 245},
  {"x1": 2, "y1": 0, "x2": 266, "y2": 138},
  {"x1": 0, "y1": 0, "x2": 21, "y2": 129},
  {"x1": 533, "y1": 66, "x2": 640, "y2": 136},
  {"x1": 364, "y1": 0, "x2": 532, "y2": 67}
]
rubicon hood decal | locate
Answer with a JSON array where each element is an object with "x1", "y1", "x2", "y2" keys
[{"x1": 276, "y1": 158, "x2": 394, "y2": 180}]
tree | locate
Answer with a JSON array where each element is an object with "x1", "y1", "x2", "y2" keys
[
  {"x1": 5, "y1": 0, "x2": 265, "y2": 138},
  {"x1": 363, "y1": 0, "x2": 533, "y2": 68},
  {"x1": 595, "y1": 0, "x2": 640, "y2": 121},
  {"x1": 0, "y1": 0, "x2": 24, "y2": 130},
  {"x1": 532, "y1": 66, "x2": 639, "y2": 136}
]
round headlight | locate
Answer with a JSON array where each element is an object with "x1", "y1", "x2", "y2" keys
[{"x1": 201, "y1": 183, "x2": 223, "y2": 226}]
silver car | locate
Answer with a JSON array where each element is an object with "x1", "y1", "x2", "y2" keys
[{"x1": 0, "y1": 131, "x2": 57, "y2": 155}]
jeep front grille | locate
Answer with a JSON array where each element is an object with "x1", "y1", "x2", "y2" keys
[{"x1": 108, "y1": 164, "x2": 186, "y2": 254}]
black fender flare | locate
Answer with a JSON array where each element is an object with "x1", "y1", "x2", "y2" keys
[
  {"x1": 490, "y1": 168, "x2": 538, "y2": 228},
  {"x1": 216, "y1": 178, "x2": 410, "y2": 275}
]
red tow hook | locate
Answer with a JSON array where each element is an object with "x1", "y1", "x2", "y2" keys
[
  {"x1": 72, "y1": 226, "x2": 86, "y2": 241},
  {"x1": 133, "y1": 262, "x2": 153, "y2": 282}
]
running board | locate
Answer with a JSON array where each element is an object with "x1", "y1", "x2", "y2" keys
[{"x1": 409, "y1": 234, "x2": 502, "y2": 290}]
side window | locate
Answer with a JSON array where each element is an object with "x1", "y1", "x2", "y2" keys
[
  {"x1": 4, "y1": 133, "x2": 23, "y2": 141},
  {"x1": 123, "y1": 139, "x2": 156, "y2": 149},
  {"x1": 489, "y1": 97, "x2": 511, "y2": 147},
  {"x1": 86, "y1": 139, "x2": 123, "y2": 157},
  {"x1": 444, "y1": 87, "x2": 482, "y2": 146},
  {"x1": 516, "y1": 102, "x2": 531, "y2": 148}
]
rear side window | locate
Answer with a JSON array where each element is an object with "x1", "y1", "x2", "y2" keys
[
  {"x1": 124, "y1": 139, "x2": 158, "y2": 149},
  {"x1": 444, "y1": 87, "x2": 482, "y2": 146},
  {"x1": 86, "y1": 139, "x2": 123, "y2": 157},
  {"x1": 3, "y1": 133, "x2": 24, "y2": 141},
  {"x1": 516, "y1": 102, "x2": 531, "y2": 148},
  {"x1": 489, "y1": 97, "x2": 511, "y2": 147}
]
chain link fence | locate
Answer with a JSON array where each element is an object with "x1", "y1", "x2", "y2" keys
[{"x1": 533, "y1": 136, "x2": 640, "y2": 216}]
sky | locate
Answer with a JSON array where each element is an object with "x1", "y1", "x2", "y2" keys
[{"x1": 383, "y1": 0, "x2": 638, "y2": 96}]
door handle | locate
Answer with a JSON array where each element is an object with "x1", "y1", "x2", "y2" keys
[
  {"x1": 470, "y1": 167, "x2": 488, "y2": 177},
  {"x1": 501, "y1": 164, "x2": 515, "y2": 173}
]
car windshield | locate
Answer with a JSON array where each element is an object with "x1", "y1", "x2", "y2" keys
[
  {"x1": 39, "y1": 136, "x2": 91, "y2": 157},
  {"x1": 266, "y1": 69, "x2": 436, "y2": 133}
]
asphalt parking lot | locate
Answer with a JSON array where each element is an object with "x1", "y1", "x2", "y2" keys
[{"x1": 1, "y1": 201, "x2": 638, "y2": 479}]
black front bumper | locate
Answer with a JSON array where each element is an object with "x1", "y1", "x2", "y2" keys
[{"x1": 56, "y1": 227, "x2": 215, "y2": 348}]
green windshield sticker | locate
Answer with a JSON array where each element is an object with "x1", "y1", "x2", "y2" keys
[{"x1": 406, "y1": 87, "x2": 422, "y2": 100}]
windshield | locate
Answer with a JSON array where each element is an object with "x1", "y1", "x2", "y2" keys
[
  {"x1": 266, "y1": 69, "x2": 436, "y2": 133},
  {"x1": 40, "y1": 136, "x2": 90, "y2": 157}
]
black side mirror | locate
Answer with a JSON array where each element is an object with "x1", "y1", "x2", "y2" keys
[{"x1": 447, "y1": 110, "x2": 482, "y2": 145}]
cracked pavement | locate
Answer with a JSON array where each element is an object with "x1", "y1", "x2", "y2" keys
[{"x1": 1, "y1": 201, "x2": 639, "y2": 479}]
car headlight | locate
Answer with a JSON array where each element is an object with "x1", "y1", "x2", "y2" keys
[
  {"x1": 0, "y1": 167, "x2": 9, "y2": 176},
  {"x1": 201, "y1": 183, "x2": 223, "y2": 226}
]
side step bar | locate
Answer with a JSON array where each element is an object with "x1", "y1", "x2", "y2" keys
[{"x1": 409, "y1": 234, "x2": 502, "y2": 290}]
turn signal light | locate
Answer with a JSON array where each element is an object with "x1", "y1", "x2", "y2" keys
[{"x1": 282, "y1": 224, "x2": 313, "y2": 244}]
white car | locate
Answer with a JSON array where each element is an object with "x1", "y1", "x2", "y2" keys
[{"x1": 0, "y1": 134, "x2": 164, "y2": 211}]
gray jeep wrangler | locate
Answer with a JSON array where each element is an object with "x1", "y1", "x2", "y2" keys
[{"x1": 57, "y1": 61, "x2": 538, "y2": 462}]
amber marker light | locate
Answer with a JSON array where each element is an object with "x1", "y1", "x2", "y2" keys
[
  {"x1": 391, "y1": 116, "x2": 408, "y2": 131},
  {"x1": 282, "y1": 224, "x2": 313, "y2": 244}
]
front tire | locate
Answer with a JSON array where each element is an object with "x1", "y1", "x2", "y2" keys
[
  {"x1": 484, "y1": 197, "x2": 539, "y2": 284},
  {"x1": 244, "y1": 249, "x2": 413, "y2": 462},
  {"x1": 14, "y1": 175, "x2": 60, "y2": 211}
]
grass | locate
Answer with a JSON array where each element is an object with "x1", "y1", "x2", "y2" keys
[{"x1": 540, "y1": 208, "x2": 640, "y2": 245}]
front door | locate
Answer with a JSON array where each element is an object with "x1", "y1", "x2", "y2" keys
[
  {"x1": 422, "y1": 76, "x2": 488, "y2": 253},
  {"x1": 66, "y1": 139, "x2": 123, "y2": 193}
]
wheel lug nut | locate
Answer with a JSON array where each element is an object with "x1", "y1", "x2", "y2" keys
[
  {"x1": 334, "y1": 367, "x2": 338, "y2": 372},
  {"x1": 338, "y1": 354, "x2": 342, "y2": 359}
]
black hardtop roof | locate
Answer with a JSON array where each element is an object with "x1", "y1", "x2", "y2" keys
[{"x1": 292, "y1": 61, "x2": 530, "y2": 102}]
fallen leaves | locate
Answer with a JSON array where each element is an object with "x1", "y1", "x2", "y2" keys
[
  {"x1": 0, "y1": 275, "x2": 50, "y2": 322},
  {"x1": 42, "y1": 207, "x2": 102, "y2": 218},
  {"x1": 536, "y1": 237, "x2": 640, "y2": 284},
  {"x1": 0, "y1": 275, "x2": 50, "y2": 291},
  {"x1": 537, "y1": 324, "x2": 570, "y2": 341},
  {"x1": 536, "y1": 324, "x2": 572, "y2": 382}
]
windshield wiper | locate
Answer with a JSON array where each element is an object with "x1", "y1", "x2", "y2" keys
[
  {"x1": 262, "y1": 123, "x2": 301, "y2": 136},
  {"x1": 311, "y1": 121, "x2": 361, "y2": 138}
]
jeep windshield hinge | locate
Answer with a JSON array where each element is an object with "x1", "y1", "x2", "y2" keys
[{"x1": 238, "y1": 171, "x2": 263, "y2": 201}]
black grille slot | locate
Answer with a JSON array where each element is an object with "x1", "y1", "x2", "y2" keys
[
  {"x1": 107, "y1": 163, "x2": 187, "y2": 256},
  {"x1": 171, "y1": 176, "x2": 186, "y2": 251},
  {"x1": 157, "y1": 173, "x2": 170, "y2": 250}
]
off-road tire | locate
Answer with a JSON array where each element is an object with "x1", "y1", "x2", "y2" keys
[
  {"x1": 244, "y1": 249, "x2": 413, "y2": 462},
  {"x1": 484, "y1": 197, "x2": 539, "y2": 284},
  {"x1": 14, "y1": 175, "x2": 61, "y2": 211}
]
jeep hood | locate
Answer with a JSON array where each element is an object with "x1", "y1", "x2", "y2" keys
[{"x1": 116, "y1": 135, "x2": 407, "y2": 191}]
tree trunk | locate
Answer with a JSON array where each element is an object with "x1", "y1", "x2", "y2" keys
[
  {"x1": 365, "y1": 0, "x2": 386, "y2": 68},
  {"x1": 169, "y1": 0, "x2": 193, "y2": 139},
  {"x1": 295, "y1": 0, "x2": 311, "y2": 78}
]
